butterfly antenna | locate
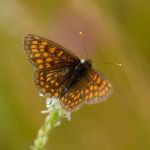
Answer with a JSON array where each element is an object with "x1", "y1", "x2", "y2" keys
[
  {"x1": 114, "y1": 62, "x2": 122, "y2": 67},
  {"x1": 98, "y1": 62, "x2": 122, "y2": 67},
  {"x1": 79, "y1": 32, "x2": 89, "y2": 59}
]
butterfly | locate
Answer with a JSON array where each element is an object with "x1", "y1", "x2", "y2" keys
[{"x1": 24, "y1": 34, "x2": 113, "y2": 112}]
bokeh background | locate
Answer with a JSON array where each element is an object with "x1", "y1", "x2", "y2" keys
[{"x1": 0, "y1": 0, "x2": 150, "y2": 149}]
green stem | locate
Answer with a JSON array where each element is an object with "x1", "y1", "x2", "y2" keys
[
  {"x1": 31, "y1": 107, "x2": 60, "y2": 150},
  {"x1": 31, "y1": 99, "x2": 71, "y2": 150}
]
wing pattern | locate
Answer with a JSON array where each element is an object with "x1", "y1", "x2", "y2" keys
[
  {"x1": 24, "y1": 34, "x2": 80, "y2": 70},
  {"x1": 59, "y1": 69, "x2": 113, "y2": 112}
]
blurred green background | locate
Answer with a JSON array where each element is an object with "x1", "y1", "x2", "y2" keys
[{"x1": 0, "y1": 0, "x2": 150, "y2": 149}]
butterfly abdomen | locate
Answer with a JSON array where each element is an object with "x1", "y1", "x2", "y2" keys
[{"x1": 60, "y1": 59, "x2": 92, "y2": 98}]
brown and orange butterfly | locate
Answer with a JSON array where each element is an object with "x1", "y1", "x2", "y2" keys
[{"x1": 24, "y1": 34, "x2": 113, "y2": 112}]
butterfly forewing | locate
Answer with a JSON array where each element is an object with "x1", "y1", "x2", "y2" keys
[
  {"x1": 24, "y1": 34, "x2": 80, "y2": 70},
  {"x1": 24, "y1": 34, "x2": 80, "y2": 101}
]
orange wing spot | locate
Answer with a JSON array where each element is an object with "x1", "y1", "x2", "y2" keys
[
  {"x1": 34, "y1": 36, "x2": 39, "y2": 40},
  {"x1": 54, "y1": 92, "x2": 59, "y2": 97},
  {"x1": 54, "y1": 60, "x2": 59, "y2": 63},
  {"x1": 58, "y1": 51, "x2": 63, "y2": 57},
  {"x1": 54, "y1": 74, "x2": 58, "y2": 77},
  {"x1": 46, "y1": 73, "x2": 51, "y2": 77},
  {"x1": 91, "y1": 74, "x2": 95, "y2": 78},
  {"x1": 32, "y1": 41, "x2": 38, "y2": 44},
  {"x1": 61, "y1": 97, "x2": 65, "y2": 101},
  {"x1": 46, "y1": 57, "x2": 52, "y2": 62},
  {"x1": 39, "y1": 45, "x2": 45, "y2": 49},
  {"x1": 71, "y1": 94, "x2": 75, "y2": 98},
  {"x1": 41, "y1": 88, "x2": 46, "y2": 93},
  {"x1": 36, "y1": 59, "x2": 43, "y2": 64},
  {"x1": 40, "y1": 76, "x2": 44, "y2": 80},
  {"x1": 50, "y1": 89, "x2": 54, "y2": 93},
  {"x1": 38, "y1": 64, "x2": 44, "y2": 69},
  {"x1": 95, "y1": 91, "x2": 98, "y2": 96},
  {"x1": 51, "y1": 80, "x2": 55, "y2": 84},
  {"x1": 77, "y1": 95, "x2": 80, "y2": 99},
  {"x1": 99, "y1": 84, "x2": 104, "y2": 90},
  {"x1": 76, "y1": 94, "x2": 79, "y2": 99},
  {"x1": 101, "y1": 90, "x2": 105, "y2": 95},
  {"x1": 99, "y1": 92, "x2": 102, "y2": 96},
  {"x1": 103, "y1": 81, "x2": 107, "y2": 85},
  {"x1": 89, "y1": 93, "x2": 93, "y2": 99},
  {"x1": 105, "y1": 87, "x2": 109, "y2": 92},
  {"x1": 28, "y1": 54, "x2": 33, "y2": 58},
  {"x1": 63, "y1": 98, "x2": 67, "y2": 102},
  {"x1": 55, "y1": 82, "x2": 59, "y2": 86},
  {"x1": 31, "y1": 49, "x2": 38, "y2": 52},
  {"x1": 78, "y1": 99, "x2": 82, "y2": 103},
  {"x1": 93, "y1": 74, "x2": 97, "y2": 80},
  {"x1": 90, "y1": 85, "x2": 94, "y2": 91},
  {"x1": 40, "y1": 49, "x2": 44, "y2": 52},
  {"x1": 85, "y1": 95, "x2": 89, "y2": 100},
  {"x1": 69, "y1": 93, "x2": 73, "y2": 97},
  {"x1": 69, "y1": 93, "x2": 73, "y2": 96},
  {"x1": 68, "y1": 100, "x2": 71, "y2": 104},
  {"x1": 31, "y1": 45, "x2": 37, "y2": 49},
  {"x1": 34, "y1": 53, "x2": 40, "y2": 57},
  {"x1": 40, "y1": 72, "x2": 44, "y2": 76},
  {"x1": 70, "y1": 103, "x2": 74, "y2": 106},
  {"x1": 108, "y1": 83, "x2": 112, "y2": 88},
  {"x1": 45, "y1": 85, "x2": 49, "y2": 88},
  {"x1": 94, "y1": 85, "x2": 98, "y2": 90},
  {"x1": 74, "y1": 101, "x2": 78, "y2": 105},
  {"x1": 43, "y1": 52, "x2": 48, "y2": 57},
  {"x1": 40, "y1": 81, "x2": 44, "y2": 86},
  {"x1": 85, "y1": 89, "x2": 89, "y2": 94},
  {"x1": 49, "y1": 48, "x2": 56, "y2": 53},
  {"x1": 46, "y1": 77, "x2": 51, "y2": 82},
  {"x1": 97, "y1": 78, "x2": 101, "y2": 84},
  {"x1": 41, "y1": 41, "x2": 47, "y2": 45},
  {"x1": 45, "y1": 63, "x2": 51, "y2": 68}
]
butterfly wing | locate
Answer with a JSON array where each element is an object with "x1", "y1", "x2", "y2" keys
[
  {"x1": 83, "y1": 70, "x2": 113, "y2": 104},
  {"x1": 34, "y1": 68, "x2": 74, "y2": 98},
  {"x1": 24, "y1": 34, "x2": 80, "y2": 70},
  {"x1": 60, "y1": 69, "x2": 113, "y2": 112},
  {"x1": 24, "y1": 34, "x2": 80, "y2": 97},
  {"x1": 60, "y1": 78, "x2": 85, "y2": 112}
]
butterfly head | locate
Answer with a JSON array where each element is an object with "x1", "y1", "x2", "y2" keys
[{"x1": 81, "y1": 59, "x2": 92, "y2": 70}]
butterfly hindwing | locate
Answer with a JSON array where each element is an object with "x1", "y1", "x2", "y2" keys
[
  {"x1": 34, "y1": 68, "x2": 71, "y2": 98},
  {"x1": 59, "y1": 69, "x2": 113, "y2": 112},
  {"x1": 60, "y1": 77, "x2": 86, "y2": 111},
  {"x1": 83, "y1": 70, "x2": 113, "y2": 104}
]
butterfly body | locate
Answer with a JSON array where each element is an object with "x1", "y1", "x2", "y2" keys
[
  {"x1": 24, "y1": 34, "x2": 113, "y2": 112},
  {"x1": 59, "y1": 59, "x2": 92, "y2": 98}
]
